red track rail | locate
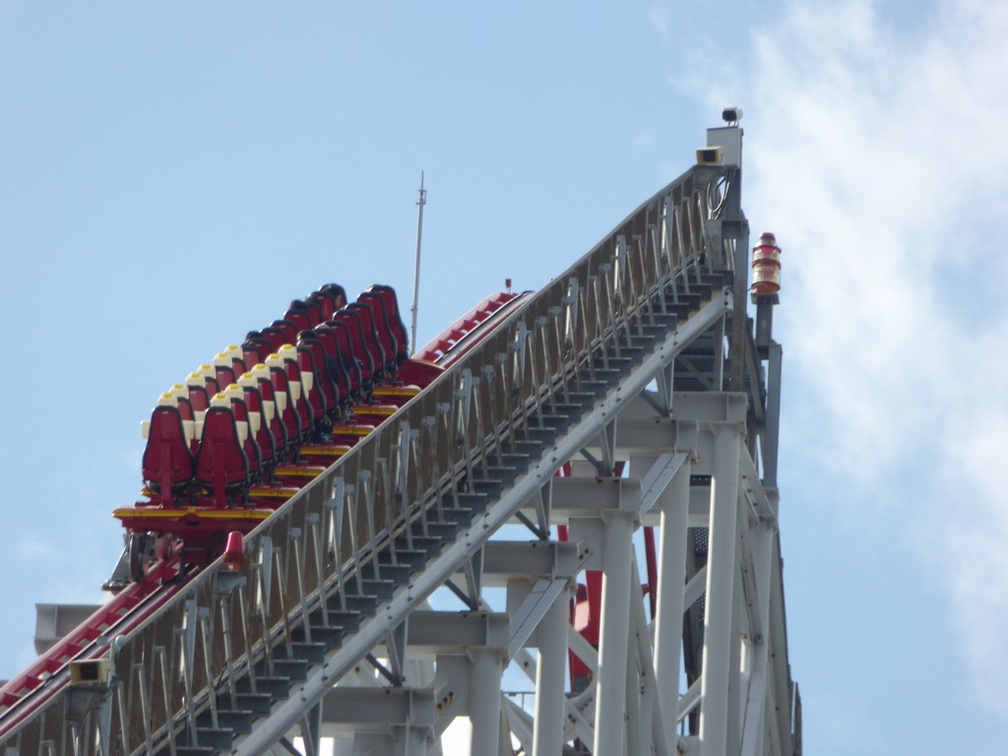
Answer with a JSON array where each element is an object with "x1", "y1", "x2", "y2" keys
[
  {"x1": 0, "y1": 558, "x2": 194, "y2": 737},
  {"x1": 413, "y1": 291, "x2": 524, "y2": 367}
]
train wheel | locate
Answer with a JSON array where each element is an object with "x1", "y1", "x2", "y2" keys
[{"x1": 128, "y1": 533, "x2": 150, "y2": 582}]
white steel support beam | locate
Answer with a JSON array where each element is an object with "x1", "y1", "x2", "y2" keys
[
  {"x1": 699, "y1": 421, "x2": 743, "y2": 756},
  {"x1": 654, "y1": 450, "x2": 693, "y2": 749},
  {"x1": 592, "y1": 507, "x2": 636, "y2": 755},
  {"x1": 532, "y1": 587, "x2": 569, "y2": 756},
  {"x1": 740, "y1": 516, "x2": 775, "y2": 756},
  {"x1": 468, "y1": 649, "x2": 504, "y2": 756}
]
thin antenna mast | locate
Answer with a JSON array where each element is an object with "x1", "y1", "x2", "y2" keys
[{"x1": 410, "y1": 172, "x2": 427, "y2": 352}]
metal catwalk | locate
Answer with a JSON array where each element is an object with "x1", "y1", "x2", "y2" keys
[{"x1": 0, "y1": 121, "x2": 799, "y2": 755}]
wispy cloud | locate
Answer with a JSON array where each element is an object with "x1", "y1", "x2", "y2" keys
[
  {"x1": 18, "y1": 539, "x2": 57, "y2": 562},
  {"x1": 741, "y1": 0, "x2": 1008, "y2": 719}
]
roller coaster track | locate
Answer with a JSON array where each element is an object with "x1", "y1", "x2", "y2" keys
[{"x1": 0, "y1": 127, "x2": 800, "y2": 755}]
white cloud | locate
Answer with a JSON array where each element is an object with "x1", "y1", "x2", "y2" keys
[
  {"x1": 649, "y1": 1, "x2": 670, "y2": 36},
  {"x1": 742, "y1": 0, "x2": 1008, "y2": 719},
  {"x1": 18, "y1": 539, "x2": 57, "y2": 562}
]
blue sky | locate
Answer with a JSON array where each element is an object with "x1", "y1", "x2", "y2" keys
[{"x1": 3, "y1": 1, "x2": 1007, "y2": 753}]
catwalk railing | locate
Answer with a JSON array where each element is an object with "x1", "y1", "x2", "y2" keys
[{"x1": 0, "y1": 163, "x2": 732, "y2": 755}]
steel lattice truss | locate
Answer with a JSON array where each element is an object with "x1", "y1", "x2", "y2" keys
[{"x1": 0, "y1": 124, "x2": 800, "y2": 756}]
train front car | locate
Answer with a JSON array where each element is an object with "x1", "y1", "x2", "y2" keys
[{"x1": 105, "y1": 283, "x2": 433, "y2": 588}]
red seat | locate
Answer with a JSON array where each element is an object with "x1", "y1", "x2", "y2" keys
[
  {"x1": 141, "y1": 397, "x2": 194, "y2": 506},
  {"x1": 223, "y1": 384, "x2": 262, "y2": 482},
  {"x1": 363, "y1": 284, "x2": 410, "y2": 364},
  {"x1": 250, "y1": 365, "x2": 292, "y2": 462},
  {"x1": 167, "y1": 384, "x2": 194, "y2": 421},
  {"x1": 197, "y1": 364, "x2": 221, "y2": 396},
  {"x1": 298, "y1": 338, "x2": 339, "y2": 420},
  {"x1": 333, "y1": 310, "x2": 377, "y2": 391},
  {"x1": 239, "y1": 374, "x2": 278, "y2": 471},
  {"x1": 309, "y1": 290, "x2": 338, "y2": 322},
  {"x1": 278, "y1": 344, "x2": 315, "y2": 437},
  {"x1": 194, "y1": 400, "x2": 249, "y2": 509},
  {"x1": 304, "y1": 296, "x2": 324, "y2": 326},
  {"x1": 224, "y1": 344, "x2": 249, "y2": 377},
  {"x1": 318, "y1": 283, "x2": 348, "y2": 311},
  {"x1": 243, "y1": 332, "x2": 273, "y2": 367},
  {"x1": 284, "y1": 308, "x2": 312, "y2": 334},
  {"x1": 357, "y1": 293, "x2": 401, "y2": 372},
  {"x1": 270, "y1": 319, "x2": 297, "y2": 344},
  {"x1": 214, "y1": 352, "x2": 238, "y2": 389},
  {"x1": 266, "y1": 353, "x2": 306, "y2": 447},
  {"x1": 295, "y1": 344, "x2": 329, "y2": 421},
  {"x1": 347, "y1": 301, "x2": 388, "y2": 378},
  {"x1": 320, "y1": 322, "x2": 365, "y2": 400},
  {"x1": 259, "y1": 327, "x2": 287, "y2": 352}
]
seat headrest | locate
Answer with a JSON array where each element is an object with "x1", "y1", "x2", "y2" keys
[{"x1": 156, "y1": 392, "x2": 178, "y2": 408}]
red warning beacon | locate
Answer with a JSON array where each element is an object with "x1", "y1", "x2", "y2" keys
[
  {"x1": 223, "y1": 531, "x2": 246, "y2": 571},
  {"x1": 751, "y1": 232, "x2": 782, "y2": 299}
]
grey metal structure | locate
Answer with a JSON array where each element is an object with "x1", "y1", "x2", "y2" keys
[{"x1": 0, "y1": 121, "x2": 799, "y2": 755}]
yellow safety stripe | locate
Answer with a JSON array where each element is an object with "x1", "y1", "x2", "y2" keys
[
  {"x1": 113, "y1": 507, "x2": 272, "y2": 521},
  {"x1": 332, "y1": 425, "x2": 374, "y2": 436}
]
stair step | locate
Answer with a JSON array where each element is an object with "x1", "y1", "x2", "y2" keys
[
  {"x1": 600, "y1": 357, "x2": 640, "y2": 376},
  {"x1": 440, "y1": 505, "x2": 477, "y2": 526},
  {"x1": 587, "y1": 368, "x2": 623, "y2": 386},
  {"x1": 274, "y1": 641, "x2": 327, "y2": 665},
  {"x1": 536, "y1": 412, "x2": 575, "y2": 431},
  {"x1": 548, "y1": 402, "x2": 586, "y2": 421},
  {"x1": 608, "y1": 345, "x2": 647, "y2": 362},
  {"x1": 410, "y1": 519, "x2": 460, "y2": 541},
  {"x1": 379, "y1": 547, "x2": 430, "y2": 570},
  {"x1": 198, "y1": 709, "x2": 253, "y2": 734},
  {"x1": 395, "y1": 534, "x2": 445, "y2": 556},
  {"x1": 564, "y1": 390, "x2": 599, "y2": 410},
  {"x1": 182, "y1": 727, "x2": 233, "y2": 751},
  {"x1": 220, "y1": 690, "x2": 273, "y2": 716},
  {"x1": 255, "y1": 657, "x2": 308, "y2": 682},
  {"x1": 498, "y1": 452, "x2": 532, "y2": 471},
  {"x1": 482, "y1": 465, "x2": 517, "y2": 487},
  {"x1": 517, "y1": 426, "x2": 558, "y2": 446},
  {"x1": 369, "y1": 562, "x2": 412, "y2": 586},
  {"x1": 359, "y1": 577, "x2": 398, "y2": 599},
  {"x1": 454, "y1": 492, "x2": 489, "y2": 511},
  {"x1": 655, "y1": 297, "x2": 698, "y2": 318},
  {"x1": 314, "y1": 606, "x2": 364, "y2": 632},
  {"x1": 637, "y1": 320, "x2": 674, "y2": 337},
  {"x1": 467, "y1": 479, "x2": 502, "y2": 498},
  {"x1": 510, "y1": 439, "x2": 546, "y2": 457},
  {"x1": 292, "y1": 623, "x2": 344, "y2": 649},
  {"x1": 575, "y1": 378, "x2": 612, "y2": 398},
  {"x1": 237, "y1": 674, "x2": 292, "y2": 699},
  {"x1": 329, "y1": 592, "x2": 380, "y2": 616}
]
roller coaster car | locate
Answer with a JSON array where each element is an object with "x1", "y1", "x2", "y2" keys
[{"x1": 106, "y1": 283, "x2": 446, "y2": 591}]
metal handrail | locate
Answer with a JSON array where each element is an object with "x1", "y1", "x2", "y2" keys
[{"x1": 0, "y1": 164, "x2": 729, "y2": 756}]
